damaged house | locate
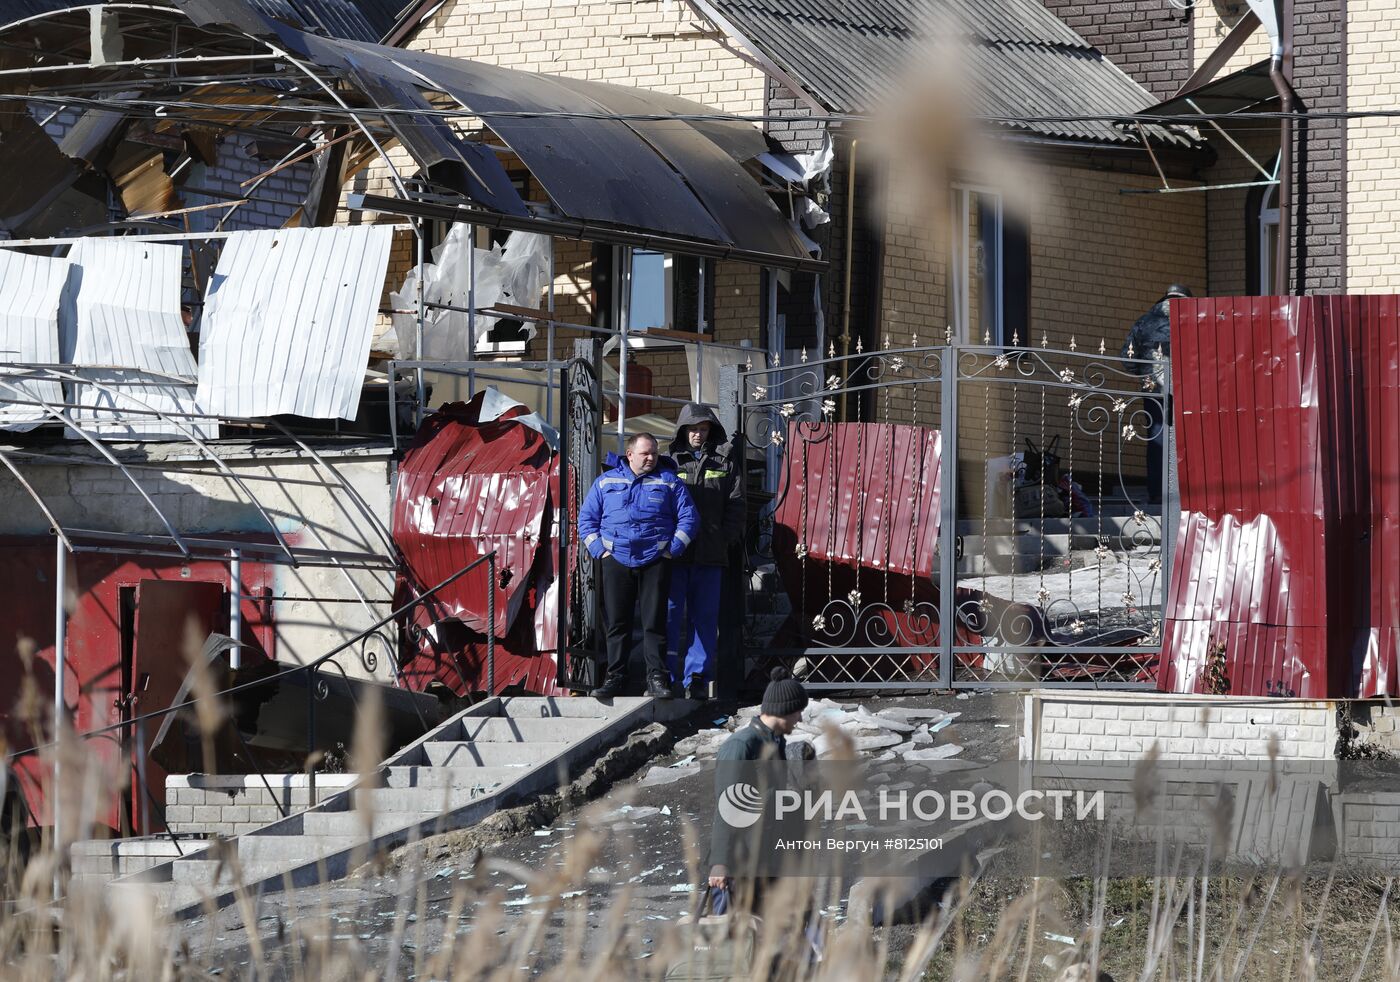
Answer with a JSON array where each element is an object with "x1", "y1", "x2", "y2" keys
[{"x1": 0, "y1": 0, "x2": 817, "y2": 838}]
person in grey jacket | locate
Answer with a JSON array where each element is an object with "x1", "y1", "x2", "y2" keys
[
  {"x1": 667, "y1": 403, "x2": 745, "y2": 699},
  {"x1": 1121, "y1": 284, "x2": 1190, "y2": 504},
  {"x1": 708, "y1": 668, "x2": 808, "y2": 899}
]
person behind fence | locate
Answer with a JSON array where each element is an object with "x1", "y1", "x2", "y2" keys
[
  {"x1": 578, "y1": 432, "x2": 699, "y2": 700},
  {"x1": 1121, "y1": 283, "x2": 1189, "y2": 504},
  {"x1": 667, "y1": 402, "x2": 744, "y2": 701}
]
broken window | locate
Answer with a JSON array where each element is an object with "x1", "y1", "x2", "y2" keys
[
  {"x1": 616, "y1": 247, "x2": 711, "y2": 334},
  {"x1": 950, "y1": 186, "x2": 1029, "y2": 346}
]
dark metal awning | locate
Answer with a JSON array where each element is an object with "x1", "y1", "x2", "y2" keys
[
  {"x1": 172, "y1": 1, "x2": 821, "y2": 269},
  {"x1": 1138, "y1": 60, "x2": 1278, "y2": 119}
]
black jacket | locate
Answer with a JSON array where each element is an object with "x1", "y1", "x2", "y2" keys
[
  {"x1": 709, "y1": 717, "x2": 787, "y2": 874},
  {"x1": 669, "y1": 403, "x2": 744, "y2": 567}
]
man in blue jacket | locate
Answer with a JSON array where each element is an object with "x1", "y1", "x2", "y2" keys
[{"x1": 578, "y1": 432, "x2": 700, "y2": 699}]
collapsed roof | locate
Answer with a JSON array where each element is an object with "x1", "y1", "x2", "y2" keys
[{"x1": 0, "y1": 0, "x2": 822, "y2": 269}]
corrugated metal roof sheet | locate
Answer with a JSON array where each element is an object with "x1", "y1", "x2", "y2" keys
[
  {"x1": 195, "y1": 225, "x2": 393, "y2": 420},
  {"x1": 706, "y1": 0, "x2": 1193, "y2": 148},
  {"x1": 62, "y1": 238, "x2": 211, "y2": 440},
  {"x1": 0, "y1": 249, "x2": 68, "y2": 432}
]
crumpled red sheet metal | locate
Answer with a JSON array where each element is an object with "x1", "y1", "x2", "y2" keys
[
  {"x1": 1161, "y1": 296, "x2": 1370, "y2": 697},
  {"x1": 392, "y1": 396, "x2": 563, "y2": 696},
  {"x1": 771, "y1": 422, "x2": 966, "y2": 654}
]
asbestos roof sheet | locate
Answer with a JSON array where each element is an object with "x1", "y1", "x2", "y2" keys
[{"x1": 705, "y1": 0, "x2": 1193, "y2": 148}]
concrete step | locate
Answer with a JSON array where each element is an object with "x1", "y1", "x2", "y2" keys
[
  {"x1": 421, "y1": 740, "x2": 569, "y2": 767},
  {"x1": 380, "y1": 764, "x2": 523, "y2": 791},
  {"x1": 235, "y1": 833, "x2": 359, "y2": 865},
  {"x1": 301, "y1": 809, "x2": 463, "y2": 840},
  {"x1": 497, "y1": 696, "x2": 647, "y2": 719},
  {"x1": 460, "y1": 716, "x2": 606, "y2": 743},
  {"x1": 314, "y1": 783, "x2": 496, "y2": 820}
]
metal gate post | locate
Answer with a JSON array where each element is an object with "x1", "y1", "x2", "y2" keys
[
  {"x1": 938, "y1": 345, "x2": 957, "y2": 689},
  {"x1": 717, "y1": 363, "x2": 744, "y2": 699}
]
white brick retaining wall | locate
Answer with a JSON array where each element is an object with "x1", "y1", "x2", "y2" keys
[
  {"x1": 1021, "y1": 691, "x2": 1338, "y2": 760},
  {"x1": 164, "y1": 773, "x2": 358, "y2": 838}
]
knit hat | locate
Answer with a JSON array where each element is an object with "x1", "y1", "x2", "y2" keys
[{"x1": 761, "y1": 666, "x2": 808, "y2": 717}]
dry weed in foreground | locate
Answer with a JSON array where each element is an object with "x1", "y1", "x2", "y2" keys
[{"x1": 9, "y1": 663, "x2": 1400, "y2": 979}]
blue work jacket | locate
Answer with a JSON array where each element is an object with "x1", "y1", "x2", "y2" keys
[{"x1": 578, "y1": 453, "x2": 700, "y2": 568}]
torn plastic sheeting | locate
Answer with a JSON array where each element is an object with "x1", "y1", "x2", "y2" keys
[
  {"x1": 61, "y1": 238, "x2": 212, "y2": 441},
  {"x1": 0, "y1": 248, "x2": 68, "y2": 431},
  {"x1": 196, "y1": 225, "x2": 392, "y2": 420},
  {"x1": 387, "y1": 225, "x2": 550, "y2": 360}
]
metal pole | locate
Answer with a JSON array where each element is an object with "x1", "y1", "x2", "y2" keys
[
  {"x1": 487, "y1": 552, "x2": 497, "y2": 694},
  {"x1": 938, "y1": 348, "x2": 958, "y2": 689},
  {"x1": 556, "y1": 360, "x2": 570, "y2": 689},
  {"x1": 52, "y1": 535, "x2": 67, "y2": 900},
  {"x1": 695, "y1": 260, "x2": 707, "y2": 401},
  {"x1": 414, "y1": 221, "x2": 426, "y2": 426},
  {"x1": 617, "y1": 247, "x2": 630, "y2": 453},
  {"x1": 467, "y1": 224, "x2": 477, "y2": 399},
  {"x1": 547, "y1": 237, "x2": 556, "y2": 425},
  {"x1": 228, "y1": 549, "x2": 243, "y2": 669}
]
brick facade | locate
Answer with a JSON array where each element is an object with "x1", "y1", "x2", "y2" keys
[
  {"x1": 1192, "y1": 2, "x2": 1271, "y2": 81},
  {"x1": 1041, "y1": 0, "x2": 1193, "y2": 100},
  {"x1": 1347, "y1": 0, "x2": 1395, "y2": 292},
  {"x1": 1291, "y1": 0, "x2": 1347, "y2": 293}
]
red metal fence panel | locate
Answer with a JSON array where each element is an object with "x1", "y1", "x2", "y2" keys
[{"x1": 1162, "y1": 295, "x2": 1399, "y2": 697}]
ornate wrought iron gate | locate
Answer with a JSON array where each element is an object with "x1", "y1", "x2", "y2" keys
[
  {"x1": 735, "y1": 338, "x2": 1172, "y2": 690},
  {"x1": 560, "y1": 347, "x2": 603, "y2": 691}
]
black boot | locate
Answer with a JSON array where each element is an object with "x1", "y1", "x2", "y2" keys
[
  {"x1": 646, "y1": 674, "x2": 673, "y2": 699},
  {"x1": 591, "y1": 674, "x2": 626, "y2": 699}
]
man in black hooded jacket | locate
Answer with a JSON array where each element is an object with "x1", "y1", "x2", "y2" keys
[{"x1": 667, "y1": 402, "x2": 744, "y2": 699}]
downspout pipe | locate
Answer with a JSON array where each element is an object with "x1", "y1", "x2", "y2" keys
[{"x1": 1268, "y1": 45, "x2": 1298, "y2": 294}]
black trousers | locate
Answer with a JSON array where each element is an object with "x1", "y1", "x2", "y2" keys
[{"x1": 600, "y1": 556, "x2": 670, "y2": 681}]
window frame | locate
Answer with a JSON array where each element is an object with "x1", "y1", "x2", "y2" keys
[{"x1": 950, "y1": 183, "x2": 1005, "y2": 345}]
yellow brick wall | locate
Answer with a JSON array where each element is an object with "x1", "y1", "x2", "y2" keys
[
  {"x1": 407, "y1": 0, "x2": 764, "y2": 112},
  {"x1": 871, "y1": 163, "x2": 1203, "y2": 485},
  {"x1": 877, "y1": 164, "x2": 1206, "y2": 355},
  {"x1": 1032, "y1": 166, "x2": 1206, "y2": 350},
  {"x1": 1193, "y1": 3, "x2": 1271, "y2": 78},
  {"x1": 1347, "y1": 0, "x2": 1400, "y2": 292}
]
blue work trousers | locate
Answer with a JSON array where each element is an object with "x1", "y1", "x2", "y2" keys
[{"x1": 667, "y1": 563, "x2": 722, "y2": 685}]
